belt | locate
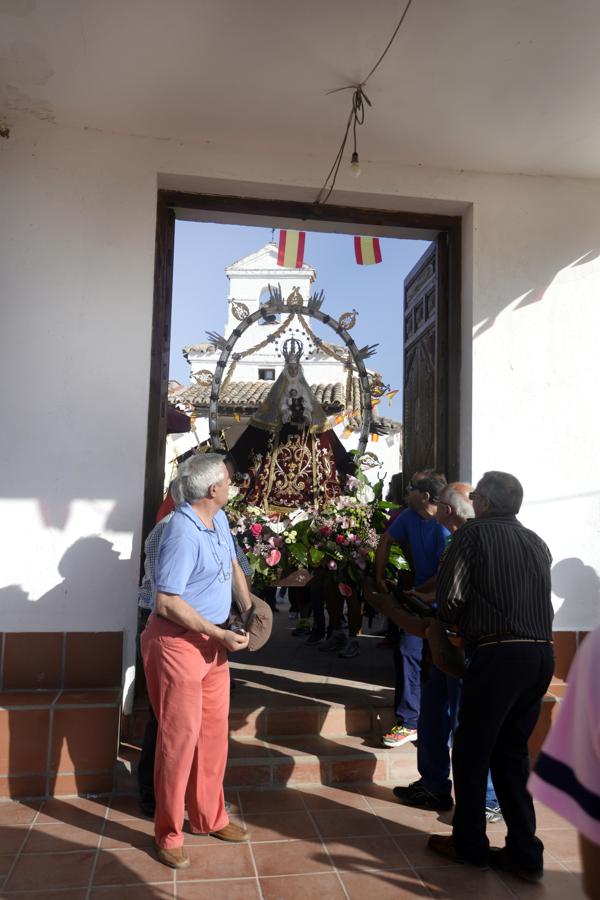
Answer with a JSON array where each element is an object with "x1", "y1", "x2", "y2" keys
[{"x1": 475, "y1": 634, "x2": 553, "y2": 649}]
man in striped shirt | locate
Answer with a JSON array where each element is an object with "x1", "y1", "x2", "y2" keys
[{"x1": 428, "y1": 471, "x2": 554, "y2": 881}]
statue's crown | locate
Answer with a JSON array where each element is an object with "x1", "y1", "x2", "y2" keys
[{"x1": 282, "y1": 337, "x2": 304, "y2": 363}]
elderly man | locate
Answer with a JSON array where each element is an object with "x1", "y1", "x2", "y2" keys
[
  {"x1": 141, "y1": 453, "x2": 253, "y2": 869},
  {"x1": 393, "y1": 483, "x2": 501, "y2": 819},
  {"x1": 375, "y1": 470, "x2": 449, "y2": 747},
  {"x1": 428, "y1": 471, "x2": 554, "y2": 882}
]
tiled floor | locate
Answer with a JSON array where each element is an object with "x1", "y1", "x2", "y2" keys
[{"x1": 0, "y1": 787, "x2": 586, "y2": 899}]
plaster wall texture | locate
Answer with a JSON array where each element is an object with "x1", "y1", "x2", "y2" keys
[{"x1": 1, "y1": 122, "x2": 599, "y2": 705}]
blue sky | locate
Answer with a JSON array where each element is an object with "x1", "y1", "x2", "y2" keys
[{"x1": 170, "y1": 220, "x2": 430, "y2": 418}]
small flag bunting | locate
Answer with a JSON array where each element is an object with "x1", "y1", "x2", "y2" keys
[
  {"x1": 354, "y1": 235, "x2": 382, "y2": 266},
  {"x1": 341, "y1": 427, "x2": 353, "y2": 439},
  {"x1": 370, "y1": 433, "x2": 379, "y2": 442},
  {"x1": 334, "y1": 414, "x2": 345, "y2": 425},
  {"x1": 371, "y1": 397, "x2": 381, "y2": 408},
  {"x1": 277, "y1": 230, "x2": 306, "y2": 268},
  {"x1": 386, "y1": 389, "x2": 399, "y2": 406}
]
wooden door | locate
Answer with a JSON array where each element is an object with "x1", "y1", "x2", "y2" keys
[{"x1": 403, "y1": 234, "x2": 458, "y2": 482}]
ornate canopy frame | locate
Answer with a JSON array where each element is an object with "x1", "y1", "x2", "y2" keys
[{"x1": 202, "y1": 285, "x2": 377, "y2": 453}]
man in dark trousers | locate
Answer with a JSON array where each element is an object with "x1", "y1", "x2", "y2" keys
[{"x1": 428, "y1": 471, "x2": 554, "y2": 882}]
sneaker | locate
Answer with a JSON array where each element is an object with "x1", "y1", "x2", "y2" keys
[
  {"x1": 485, "y1": 806, "x2": 504, "y2": 823},
  {"x1": 288, "y1": 610, "x2": 299, "y2": 620},
  {"x1": 292, "y1": 618, "x2": 312, "y2": 636},
  {"x1": 318, "y1": 630, "x2": 347, "y2": 652},
  {"x1": 339, "y1": 638, "x2": 360, "y2": 658},
  {"x1": 306, "y1": 629, "x2": 325, "y2": 645},
  {"x1": 382, "y1": 724, "x2": 418, "y2": 747},
  {"x1": 393, "y1": 781, "x2": 453, "y2": 811},
  {"x1": 490, "y1": 847, "x2": 543, "y2": 882}
]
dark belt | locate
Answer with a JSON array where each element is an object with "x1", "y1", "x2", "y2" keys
[{"x1": 475, "y1": 633, "x2": 553, "y2": 649}]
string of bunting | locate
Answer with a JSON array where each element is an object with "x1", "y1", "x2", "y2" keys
[{"x1": 278, "y1": 230, "x2": 382, "y2": 268}]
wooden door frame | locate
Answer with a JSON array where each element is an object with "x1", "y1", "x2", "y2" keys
[{"x1": 143, "y1": 189, "x2": 462, "y2": 543}]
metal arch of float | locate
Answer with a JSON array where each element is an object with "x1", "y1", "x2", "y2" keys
[{"x1": 207, "y1": 288, "x2": 374, "y2": 454}]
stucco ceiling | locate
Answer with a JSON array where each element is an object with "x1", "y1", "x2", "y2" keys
[{"x1": 3, "y1": 0, "x2": 600, "y2": 178}]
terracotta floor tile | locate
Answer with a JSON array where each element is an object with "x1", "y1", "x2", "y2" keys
[
  {"x1": 339, "y1": 868, "x2": 432, "y2": 898},
  {"x1": 100, "y1": 816, "x2": 156, "y2": 849},
  {"x1": 359, "y1": 783, "x2": 406, "y2": 809},
  {"x1": 90, "y1": 886, "x2": 173, "y2": 899},
  {"x1": 176, "y1": 841, "x2": 255, "y2": 880},
  {"x1": 310, "y1": 808, "x2": 387, "y2": 839},
  {"x1": 494, "y1": 863, "x2": 586, "y2": 900},
  {"x1": 22, "y1": 822, "x2": 101, "y2": 852},
  {"x1": 92, "y1": 847, "x2": 175, "y2": 886},
  {"x1": 0, "y1": 799, "x2": 41, "y2": 824},
  {"x1": 107, "y1": 795, "x2": 150, "y2": 821},
  {"x1": 2, "y1": 824, "x2": 30, "y2": 853},
  {"x1": 261, "y1": 872, "x2": 347, "y2": 899},
  {"x1": 325, "y1": 835, "x2": 411, "y2": 871},
  {"x1": 537, "y1": 827, "x2": 581, "y2": 860},
  {"x1": 376, "y1": 802, "x2": 453, "y2": 835},
  {"x1": 418, "y1": 866, "x2": 515, "y2": 898},
  {"x1": 5, "y1": 892, "x2": 87, "y2": 900},
  {"x1": 228, "y1": 738, "x2": 272, "y2": 758},
  {"x1": 533, "y1": 801, "x2": 571, "y2": 829},
  {"x1": 245, "y1": 809, "x2": 318, "y2": 842},
  {"x1": 297, "y1": 784, "x2": 371, "y2": 811},
  {"x1": 560, "y1": 856, "x2": 583, "y2": 875},
  {"x1": 36, "y1": 796, "x2": 109, "y2": 828},
  {"x1": 238, "y1": 788, "x2": 307, "y2": 814},
  {"x1": 393, "y1": 833, "x2": 462, "y2": 868},
  {"x1": 177, "y1": 878, "x2": 261, "y2": 899},
  {"x1": 252, "y1": 839, "x2": 334, "y2": 877},
  {"x1": 5, "y1": 850, "x2": 96, "y2": 891}
]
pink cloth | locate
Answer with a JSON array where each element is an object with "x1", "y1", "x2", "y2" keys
[
  {"x1": 141, "y1": 613, "x2": 230, "y2": 849},
  {"x1": 528, "y1": 625, "x2": 600, "y2": 845}
]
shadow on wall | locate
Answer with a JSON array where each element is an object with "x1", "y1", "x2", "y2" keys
[
  {"x1": 472, "y1": 249, "x2": 600, "y2": 339},
  {"x1": 552, "y1": 557, "x2": 600, "y2": 632},
  {"x1": 1, "y1": 536, "x2": 132, "y2": 625}
]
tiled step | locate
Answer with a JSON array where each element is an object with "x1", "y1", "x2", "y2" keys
[{"x1": 225, "y1": 734, "x2": 419, "y2": 789}]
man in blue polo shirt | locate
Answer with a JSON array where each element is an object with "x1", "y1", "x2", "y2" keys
[{"x1": 375, "y1": 470, "x2": 449, "y2": 747}]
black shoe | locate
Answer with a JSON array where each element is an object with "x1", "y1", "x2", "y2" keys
[
  {"x1": 428, "y1": 834, "x2": 489, "y2": 869},
  {"x1": 306, "y1": 629, "x2": 325, "y2": 644},
  {"x1": 393, "y1": 781, "x2": 454, "y2": 811},
  {"x1": 489, "y1": 847, "x2": 543, "y2": 883}
]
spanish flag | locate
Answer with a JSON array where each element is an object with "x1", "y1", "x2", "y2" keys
[
  {"x1": 277, "y1": 230, "x2": 306, "y2": 268},
  {"x1": 354, "y1": 236, "x2": 382, "y2": 266}
]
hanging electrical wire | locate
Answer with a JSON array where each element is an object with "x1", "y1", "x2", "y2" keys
[{"x1": 314, "y1": 0, "x2": 414, "y2": 206}]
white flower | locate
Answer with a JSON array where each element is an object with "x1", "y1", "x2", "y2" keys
[
  {"x1": 356, "y1": 483, "x2": 375, "y2": 504},
  {"x1": 269, "y1": 521, "x2": 287, "y2": 534},
  {"x1": 289, "y1": 508, "x2": 311, "y2": 525},
  {"x1": 228, "y1": 485, "x2": 240, "y2": 501}
]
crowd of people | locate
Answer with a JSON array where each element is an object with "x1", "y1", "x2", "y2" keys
[{"x1": 136, "y1": 453, "x2": 598, "y2": 895}]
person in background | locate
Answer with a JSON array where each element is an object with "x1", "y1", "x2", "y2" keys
[
  {"x1": 393, "y1": 482, "x2": 502, "y2": 822},
  {"x1": 528, "y1": 624, "x2": 600, "y2": 899},
  {"x1": 428, "y1": 471, "x2": 554, "y2": 881},
  {"x1": 142, "y1": 454, "x2": 253, "y2": 869},
  {"x1": 375, "y1": 469, "x2": 449, "y2": 747}
]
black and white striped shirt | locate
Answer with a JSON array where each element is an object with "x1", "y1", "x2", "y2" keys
[{"x1": 436, "y1": 515, "x2": 554, "y2": 643}]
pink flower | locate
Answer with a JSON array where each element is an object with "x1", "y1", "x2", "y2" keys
[
  {"x1": 339, "y1": 582, "x2": 353, "y2": 597},
  {"x1": 346, "y1": 533, "x2": 357, "y2": 543},
  {"x1": 265, "y1": 548, "x2": 282, "y2": 567},
  {"x1": 355, "y1": 557, "x2": 367, "y2": 570},
  {"x1": 250, "y1": 523, "x2": 263, "y2": 537},
  {"x1": 320, "y1": 525, "x2": 332, "y2": 537},
  {"x1": 327, "y1": 559, "x2": 338, "y2": 571},
  {"x1": 268, "y1": 535, "x2": 284, "y2": 548},
  {"x1": 335, "y1": 535, "x2": 347, "y2": 546}
]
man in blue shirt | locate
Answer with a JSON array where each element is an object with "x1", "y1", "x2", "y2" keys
[
  {"x1": 141, "y1": 453, "x2": 253, "y2": 870},
  {"x1": 375, "y1": 470, "x2": 449, "y2": 747}
]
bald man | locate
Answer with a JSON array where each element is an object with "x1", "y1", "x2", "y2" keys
[{"x1": 393, "y1": 483, "x2": 501, "y2": 819}]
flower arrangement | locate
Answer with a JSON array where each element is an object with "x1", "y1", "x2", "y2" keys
[{"x1": 227, "y1": 457, "x2": 408, "y2": 593}]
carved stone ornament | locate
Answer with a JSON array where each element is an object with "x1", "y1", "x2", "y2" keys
[
  {"x1": 193, "y1": 369, "x2": 214, "y2": 386},
  {"x1": 231, "y1": 300, "x2": 250, "y2": 321},
  {"x1": 356, "y1": 451, "x2": 380, "y2": 471},
  {"x1": 339, "y1": 309, "x2": 358, "y2": 330},
  {"x1": 286, "y1": 286, "x2": 304, "y2": 309}
]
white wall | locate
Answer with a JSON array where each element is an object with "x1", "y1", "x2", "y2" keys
[{"x1": 1, "y1": 120, "x2": 599, "y2": 708}]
